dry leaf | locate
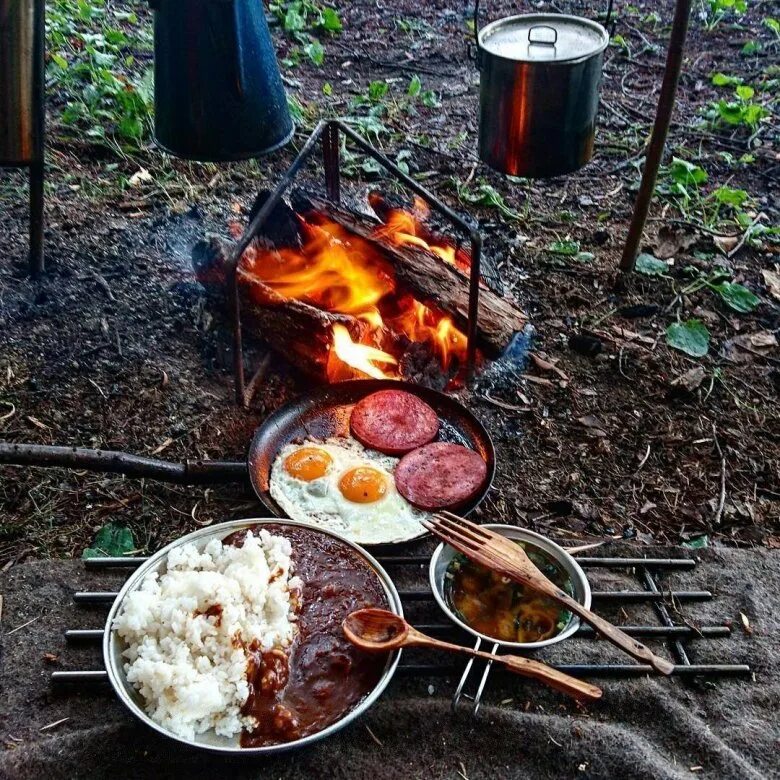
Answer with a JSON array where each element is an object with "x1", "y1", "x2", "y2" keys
[
  {"x1": 530, "y1": 352, "x2": 570, "y2": 382},
  {"x1": 128, "y1": 168, "x2": 152, "y2": 187},
  {"x1": 653, "y1": 225, "x2": 698, "y2": 259},
  {"x1": 26, "y1": 415, "x2": 49, "y2": 430},
  {"x1": 577, "y1": 415, "x2": 607, "y2": 437},
  {"x1": 713, "y1": 234, "x2": 739, "y2": 254},
  {"x1": 42, "y1": 653, "x2": 58, "y2": 663},
  {"x1": 611, "y1": 325, "x2": 656, "y2": 345},
  {"x1": 721, "y1": 331, "x2": 778, "y2": 363},
  {"x1": 671, "y1": 366, "x2": 706, "y2": 392},
  {"x1": 762, "y1": 269, "x2": 780, "y2": 302},
  {"x1": 739, "y1": 612, "x2": 752, "y2": 636},
  {"x1": 150, "y1": 437, "x2": 174, "y2": 455}
]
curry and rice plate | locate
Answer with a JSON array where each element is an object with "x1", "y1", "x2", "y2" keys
[{"x1": 112, "y1": 524, "x2": 390, "y2": 747}]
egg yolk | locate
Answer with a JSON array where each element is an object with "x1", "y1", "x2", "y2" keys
[
  {"x1": 283, "y1": 447, "x2": 332, "y2": 482},
  {"x1": 338, "y1": 467, "x2": 388, "y2": 504}
]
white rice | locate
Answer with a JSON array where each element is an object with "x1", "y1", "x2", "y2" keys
[{"x1": 112, "y1": 529, "x2": 301, "y2": 741}]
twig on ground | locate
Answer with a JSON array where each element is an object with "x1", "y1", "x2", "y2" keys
[{"x1": 711, "y1": 424, "x2": 727, "y2": 526}]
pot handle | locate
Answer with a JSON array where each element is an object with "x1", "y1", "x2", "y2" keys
[{"x1": 528, "y1": 25, "x2": 558, "y2": 45}]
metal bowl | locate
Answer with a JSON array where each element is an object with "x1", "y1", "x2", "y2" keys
[
  {"x1": 103, "y1": 518, "x2": 402, "y2": 755},
  {"x1": 429, "y1": 525, "x2": 591, "y2": 650}
]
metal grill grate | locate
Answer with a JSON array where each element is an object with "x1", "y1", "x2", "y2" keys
[{"x1": 53, "y1": 551, "x2": 751, "y2": 713}]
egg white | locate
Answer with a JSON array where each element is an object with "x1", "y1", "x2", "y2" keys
[{"x1": 269, "y1": 437, "x2": 427, "y2": 544}]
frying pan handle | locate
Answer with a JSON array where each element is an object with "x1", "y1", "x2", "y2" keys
[
  {"x1": 0, "y1": 442, "x2": 246, "y2": 485},
  {"x1": 185, "y1": 459, "x2": 247, "y2": 483}
]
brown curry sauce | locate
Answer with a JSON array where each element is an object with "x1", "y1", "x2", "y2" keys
[{"x1": 222, "y1": 524, "x2": 390, "y2": 748}]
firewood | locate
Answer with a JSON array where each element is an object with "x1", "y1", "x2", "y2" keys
[
  {"x1": 291, "y1": 189, "x2": 526, "y2": 357},
  {"x1": 192, "y1": 235, "x2": 367, "y2": 380}
]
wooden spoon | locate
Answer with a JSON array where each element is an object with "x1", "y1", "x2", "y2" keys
[{"x1": 343, "y1": 608, "x2": 602, "y2": 703}]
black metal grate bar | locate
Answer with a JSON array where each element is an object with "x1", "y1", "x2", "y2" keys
[{"x1": 58, "y1": 556, "x2": 751, "y2": 711}]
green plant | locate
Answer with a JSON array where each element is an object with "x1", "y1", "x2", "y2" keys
[
  {"x1": 701, "y1": 0, "x2": 747, "y2": 31},
  {"x1": 269, "y1": 0, "x2": 341, "y2": 68},
  {"x1": 46, "y1": 0, "x2": 154, "y2": 152},
  {"x1": 453, "y1": 179, "x2": 520, "y2": 220},
  {"x1": 708, "y1": 84, "x2": 769, "y2": 130}
]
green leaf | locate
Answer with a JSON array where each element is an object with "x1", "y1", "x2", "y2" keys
[
  {"x1": 666, "y1": 319, "x2": 710, "y2": 357},
  {"x1": 407, "y1": 74, "x2": 422, "y2": 98},
  {"x1": 420, "y1": 89, "x2": 440, "y2": 108},
  {"x1": 712, "y1": 282, "x2": 759, "y2": 313},
  {"x1": 303, "y1": 40, "x2": 324, "y2": 66},
  {"x1": 82, "y1": 523, "x2": 135, "y2": 559},
  {"x1": 320, "y1": 7, "x2": 342, "y2": 32},
  {"x1": 682, "y1": 534, "x2": 709, "y2": 549},
  {"x1": 712, "y1": 186, "x2": 748, "y2": 208},
  {"x1": 283, "y1": 7, "x2": 305, "y2": 31},
  {"x1": 322, "y1": 82, "x2": 332, "y2": 96},
  {"x1": 741, "y1": 41, "x2": 760, "y2": 55},
  {"x1": 711, "y1": 72, "x2": 741, "y2": 87},
  {"x1": 669, "y1": 157, "x2": 708, "y2": 187},
  {"x1": 368, "y1": 80, "x2": 389, "y2": 102},
  {"x1": 635, "y1": 253, "x2": 669, "y2": 276},
  {"x1": 548, "y1": 240, "x2": 581, "y2": 256},
  {"x1": 735, "y1": 84, "x2": 754, "y2": 100},
  {"x1": 765, "y1": 17, "x2": 780, "y2": 34},
  {"x1": 50, "y1": 52, "x2": 68, "y2": 69}
]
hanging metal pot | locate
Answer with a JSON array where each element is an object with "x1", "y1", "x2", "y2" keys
[
  {"x1": 149, "y1": 0, "x2": 294, "y2": 161},
  {"x1": 474, "y1": 2, "x2": 610, "y2": 178}
]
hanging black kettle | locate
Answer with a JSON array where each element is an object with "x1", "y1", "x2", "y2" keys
[{"x1": 149, "y1": 0, "x2": 294, "y2": 161}]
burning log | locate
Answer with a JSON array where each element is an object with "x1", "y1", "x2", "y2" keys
[
  {"x1": 193, "y1": 235, "x2": 370, "y2": 380},
  {"x1": 291, "y1": 190, "x2": 526, "y2": 358},
  {"x1": 193, "y1": 188, "x2": 526, "y2": 385}
]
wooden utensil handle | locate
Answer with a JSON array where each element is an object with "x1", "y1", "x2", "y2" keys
[
  {"x1": 556, "y1": 592, "x2": 675, "y2": 675},
  {"x1": 405, "y1": 630, "x2": 602, "y2": 702},
  {"x1": 499, "y1": 655, "x2": 602, "y2": 702}
]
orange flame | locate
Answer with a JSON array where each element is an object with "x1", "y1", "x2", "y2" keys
[
  {"x1": 373, "y1": 197, "x2": 465, "y2": 270},
  {"x1": 330, "y1": 324, "x2": 397, "y2": 379},
  {"x1": 239, "y1": 201, "x2": 470, "y2": 381}
]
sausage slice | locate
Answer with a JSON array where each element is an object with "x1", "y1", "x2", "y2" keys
[
  {"x1": 395, "y1": 442, "x2": 487, "y2": 510},
  {"x1": 350, "y1": 389, "x2": 439, "y2": 455}
]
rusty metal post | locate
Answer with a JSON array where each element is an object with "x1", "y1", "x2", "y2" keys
[{"x1": 620, "y1": 0, "x2": 692, "y2": 272}]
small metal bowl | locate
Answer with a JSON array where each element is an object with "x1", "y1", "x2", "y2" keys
[
  {"x1": 429, "y1": 525, "x2": 591, "y2": 650},
  {"x1": 104, "y1": 518, "x2": 402, "y2": 755}
]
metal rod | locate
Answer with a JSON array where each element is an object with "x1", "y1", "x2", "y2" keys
[
  {"x1": 574, "y1": 558, "x2": 696, "y2": 569},
  {"x1": 80, "y1": 554, "x2": 699, "y2": 570},
  {"x1": 642, "y1": 568, "x2": 691, "y2": 665},
  {"x1": 229, "y1": 121, "x2": 328, "y2": 404},
  {"x1": 51, "y1": 670, "x2": 109, "y2": 684},
  {"x1": 452, "y1": 635, "x2": 481, "y2": 710},
  {"x1": 72, "y1": 588, "x2": 713, "y2": 605},
  {"x1": 29, "y1": 0, "x2": 46, "y2": 275},
  {"x1": 65, "y1": 629, "x2": 104, "y2": 642},
  {"x1": 322, "y1": 121, "x2": 340, "y2": 204},
  {"x1": 65, "y1": 624, "x2": 732, "y2": 643},
  {"x1": 52, "y1": 664, "x2": 752, "y2": 684},
  {"x1": 619, "y1": 0, "x2": 693, "y2": 272}
]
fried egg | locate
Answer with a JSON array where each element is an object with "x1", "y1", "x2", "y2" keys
[{"x1": 269, "y1": 438, "x2": 427, "y2": 544}]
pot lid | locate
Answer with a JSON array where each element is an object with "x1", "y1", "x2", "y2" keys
[{"x1": 479, "y1": 13, "x2": 609, "y2": 63}]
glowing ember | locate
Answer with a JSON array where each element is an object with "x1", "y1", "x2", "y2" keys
[
  {"x1": 330, "y1": 324, "x2": 397, "y2": 380},
  {"x1": 238, "y1": 198, "x2": 471, "y2": 381}
]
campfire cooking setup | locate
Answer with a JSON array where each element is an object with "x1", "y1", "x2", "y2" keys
[{"x1": 1, "y1": 0, "x2": 770, "y2": 771}]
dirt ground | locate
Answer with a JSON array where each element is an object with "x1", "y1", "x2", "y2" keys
[{"x1": 0, "y1": 0, "x2": 778, "y2": 565}]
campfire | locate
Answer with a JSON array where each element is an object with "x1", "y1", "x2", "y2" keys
[{"x1": 196, "y1": 188, "x2": 526, "y2": 389}]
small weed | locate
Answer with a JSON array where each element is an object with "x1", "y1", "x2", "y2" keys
[
  {"x1": 700, "y1": 0, "x2": 747, "y2": 31},
  {"x1": 46, "y1": 0, "x2": 154, "y2": 153},
  {"x1": 270, "y1": 0, "x2": 341, "y2": 68},
  {"x1": 706, "y1": 84, "x2": 769, "y2": 130}
]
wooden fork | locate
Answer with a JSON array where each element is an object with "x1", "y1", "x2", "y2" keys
[{"x1": 423, "y1": 512, "x2": 675, "y2": 676}]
